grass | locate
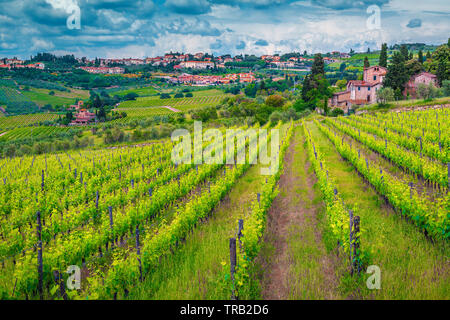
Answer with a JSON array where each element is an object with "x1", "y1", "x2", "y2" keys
[
  {"x1": 359, "y1": 97, "x2": 450, "y2": 112},
  {"x1": 128, "y1": 164, "x2": 268, "y2": 300},
  {"x1": 307, "y1": 120, "x2": 449, "y2": 299},
  {"x1": 257, "y1": 125, "x2": 346, "y2": 300},
  {"x1": 109, "y1": 86, "x2": 158, "y2": 97},
  {"x1": 128, "y1": 124, "x2": 288, "y2": 300},
  {"x1": 21, "y1": 89, "x2": 76, "y2": 107}
]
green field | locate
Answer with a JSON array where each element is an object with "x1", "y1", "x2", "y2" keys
[
  {"x1": 106, "y1": 86, "x2": 159, "y2": 97},
  {"x1": 119, "y1": 94, "x2": 227, "y2": 109},
  {"x1": 21, "y1": 88, "x2": 77, "y2": 107}
]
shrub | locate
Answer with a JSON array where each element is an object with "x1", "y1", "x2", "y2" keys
[
  {"x1": 265, "y1": 95, "x2": 285, "y2": 108},
  {"x1": 417, "y1": 83, "x2": 440, "y2": 100},
  {"x1": 330, "y1": 108, "x2": 345, "y2": 117},
  {"x1": 376, "y1": 87, "x2": 395, "y2": 105}
]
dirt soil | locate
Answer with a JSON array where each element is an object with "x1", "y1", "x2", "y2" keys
[{"x1": 260, "y1": 127, "x2": 339, "y2": 300}]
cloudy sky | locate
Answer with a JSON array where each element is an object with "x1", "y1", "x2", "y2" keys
[{"x1": 0, "y1": 0, "x2": 448, "y2": 59}]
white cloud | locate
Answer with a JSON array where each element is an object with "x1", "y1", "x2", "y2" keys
[
  {"x1": 45, "y1": 0, "x2": 79, "y2": 12},
  {"x1": 31, "y1": 38, "x2": 54, "y2": 51}
]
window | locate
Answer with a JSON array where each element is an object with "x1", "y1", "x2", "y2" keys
[
  {"x1": 368, "y1": 87, "x2": 371, "y2": 91},
  {"x1": 374, "y1": 76, "x2": 377, "y2": 81},
  {"x1": 358, "y1": 87, "x2": 361, "y2": 91}
]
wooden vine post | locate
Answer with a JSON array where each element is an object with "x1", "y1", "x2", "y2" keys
[
  {"x1": 41, "y1": 170, "x2": 45, "y2": 192},
  {"x1": 108, "y1": 206, "x2": 114, "y2": 248},
  {"x1": 229, "y1": 238, "x2": 237, "y2": 300},
  {"x1": 352, "y1": 216, "x2": 361, "y2": 275},
  {"x1": 237, "y1": 219, "x2": 244, "y2": 249},
  {"x1": 53, "y1": 271, "x2": 67, "y2": 300},
  {"x1": 447, "y1": 163, "x2": 450, "y2": 191},
  {"x1": 36, "y1": 211, "x2": 43, "y2": 300},
  {"x1": 135, "y1": 225, "x2": 143, "y2": 282},
  {"x1": 349, "y1": 210, "x2": 353, "y2": 267}
]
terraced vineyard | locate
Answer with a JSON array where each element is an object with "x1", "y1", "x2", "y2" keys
[
  {"x1": 0, "y1": 113, "x2": 59, "y2": 131},
  {"x1": 111, "y1": 107, "x2": 175, "y2": 123},
  {"x1": 0, "y1": 87, "x2": 39, "y2": 115},
  {"x1": 0, "y1": 126, "x2": 74, "y2": 141},
  {"x1": 119, "y1": 95, "x2": 227, "y2": 109}
]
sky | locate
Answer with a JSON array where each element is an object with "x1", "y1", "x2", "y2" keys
[{"x1": 0, "y1": 0, "x2": 449, "y2": 59}]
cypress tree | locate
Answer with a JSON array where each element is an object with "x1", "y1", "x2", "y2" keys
[
  {"x1": 364, "y1": 56, "x2": 370, "y2": 69},
  {"x1": 379, "y1": 43, "x2": 388, "y2": 67},
  {"x1": 400, "y1": 44, "x2": 409, "y2": 60},
  {"x1": 311, "y1": 54, "x2": 325, "y2": 77},
  {"x1": 384, "y1": 51, "x2": 409, "y2": 98},
  {"x1": 418, "y1": 50, "x2": 423, "y2": 64}
]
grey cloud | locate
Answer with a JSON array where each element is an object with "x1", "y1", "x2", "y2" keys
[
  {"x1": 407, "y1": 18, "x2": 422, "y2": 28},
  {"x1": 255, "y1": 39, "x2": 269, "y2": 46}
]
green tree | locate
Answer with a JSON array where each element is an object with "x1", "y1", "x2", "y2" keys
[
  {"x1": 364, "y1": 56, "x2": 370, "y2": 69},
  {"x1": 379, "y1": 43, "x2": 388, "y2": 67},
  {"x1": 265, "y1": 95, "x2": 285, "y2": 108},
  {"x1": 442, "y1": 80, "x2": 450, "y2": 96},
  {"x1": 244, "y1": 83, "x2": 257, "y2": 98},
  {"x1": 93, "y1": 95, "x2": 102, "y2": 109},
  {"x1": 384, "y1": 51, "x2": 409, "y2": 97},
  {"x1": 376, "y1": 87, "x2": 395, "y2": 105},
  {"x1": 301, "y1": 75, "x2": 312, "y2": 102},
  {"x1": 405, "y1": 59, "x2": 423, "y2": 77},
  {"x1": 400, "y1": 44, "x2": 409, "y2": 60},
  {"x1": 311, "y1": 54, "x2": 325, "y2": 77},
  {"x1": 418, "y1": 50, "x2": 424, "y2": 64},
  {"x1": 417, "y1": 83, "x2": 440, "y2": 100},
  {"x1": 336, "y1": 79, "x2": 348, "y2": 90}
]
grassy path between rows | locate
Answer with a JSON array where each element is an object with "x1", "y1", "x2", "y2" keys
[
  {"x1": 308, "y1": 121, "x2": 449, "y2": 299},
  {"x1": 259, "y1": 125, "x2": 344, "y2": 300}
]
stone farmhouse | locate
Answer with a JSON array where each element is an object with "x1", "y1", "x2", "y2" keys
[
  {"x1": 404, "y1": 72, "x2": 438, "y2": 98},
  {"x1": 329, "y1": 66, "x2": 387, "y2": 112}
]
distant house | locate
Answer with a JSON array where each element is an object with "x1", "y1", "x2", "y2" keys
[
  {"x1": 70, "y1": 109, "x2": 96, "y2": 126},
  {"x1": 68, "y1": 100, "x2": 84, "y2": 111},
  {"x1": 179, "y1": 61, "x2": 214, "y2": 69},
  {"x1": 329, "y1": 66, "x2": 387, "y2": 112},
  {"x1": 79, "y1": 66, "x2": 125, "y2": 74},
  {"x1": 404, "y1": 72, "x2": 439, "y2": 98}
]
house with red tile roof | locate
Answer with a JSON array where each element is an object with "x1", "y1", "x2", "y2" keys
[
  {"x1": 329, "y1": 66, "x2": 387, "y2": 112},
  {"x1": 70, "y1": 109, "x2": 96, "y2": 126}
]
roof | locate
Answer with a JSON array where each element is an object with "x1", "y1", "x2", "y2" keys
[
  {"x1": 348, "y1": 80, "x2": 373, "y2": 87},
  {"x1": 333, "y1": 90, "x2": 350, "y2": 96},
  {"x1": 412, "y1": 72, "x2": 437, "y2": 79}
]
